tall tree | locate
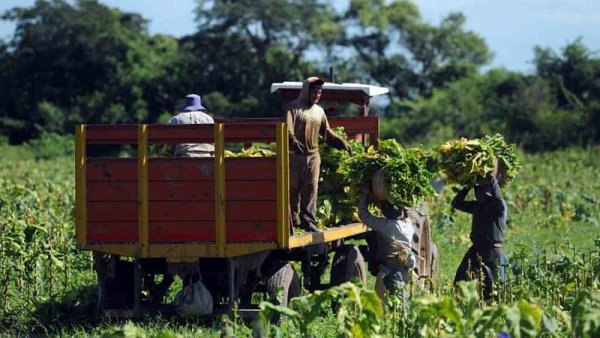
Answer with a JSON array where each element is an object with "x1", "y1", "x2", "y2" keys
[
  {"x1": 345, "y1": 0, "x2": 491, "y2": 101},
  {"x1": 187, "y1": 0, "x2": 343, "y2": 117},
  {"x1": 0, "y1": 0, "x2": 179, "y2": 142}
]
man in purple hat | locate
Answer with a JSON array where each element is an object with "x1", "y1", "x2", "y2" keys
[{"x1": 168, "y1": 94, "x2": 215, "y2": 157}]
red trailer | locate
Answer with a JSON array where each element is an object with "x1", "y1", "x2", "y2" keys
[{"x1": 74, "y1": 82, "x2": 437, "y2": 316}]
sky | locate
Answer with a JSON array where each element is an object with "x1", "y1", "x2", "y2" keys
[{"x1": 1, "y1": 0, "x2": 599, "y2": 73}]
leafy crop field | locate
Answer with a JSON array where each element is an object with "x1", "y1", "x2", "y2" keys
[{"x1": 0, "y1": 138, "x2": 598, "y2": 337}]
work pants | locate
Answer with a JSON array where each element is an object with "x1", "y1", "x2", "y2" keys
[
  {"x1": 375, "y1": 264, "x2": 409, "y2": 306},
  {"x1": 290, "y1": 153, "x2": 320, "y2": 229},
  {"x1": 454, "y1": 245, "x2": 507, "y2": 300}
]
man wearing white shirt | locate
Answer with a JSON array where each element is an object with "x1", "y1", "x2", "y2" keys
[
  {"x1": 358, "y1": 183, "x2": 415, "y2": 304},
  {"x1": 168, "y1": 94, "x2": 215, "y2": 157}
]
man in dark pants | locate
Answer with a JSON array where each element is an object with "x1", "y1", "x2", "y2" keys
[
  {"x1": 286, "y1": 76, "x2": 352, "y2": 232},
  {"x1": 452, "y1": 174, "x2": 507, "y2": 300}
]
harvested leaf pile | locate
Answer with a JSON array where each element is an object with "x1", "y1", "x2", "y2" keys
[
  {"x1": 338, "y1": 139, "x2": 436, "y2": 207},
  {"x1": 438, "y1": 133, "x2": 520, "y2": 186},
  {"x1": 317, "y1": 127, "x2": 364, "y2": 227},
  {"x1": 225, "y1": 144, "x2": 276, "y2": 157}
]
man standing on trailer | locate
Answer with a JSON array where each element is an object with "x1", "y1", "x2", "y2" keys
[
  {"x1": 359, "y1": 183, "x2": 415, "y2": 304},
  {"x1": 286, "y1": 76, "x2": 352, "y2": 232},
  {"x1": 168, "y1": 94, "x2": 215, "y2": 157},
  {"x1": 452, "y1": 170, "x2": 507, "y2": 300}
]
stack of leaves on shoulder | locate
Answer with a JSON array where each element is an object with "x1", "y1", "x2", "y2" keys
[
  {"x1": 437, "y1": 134, "x2": 520, "y2": 186},
  {"x1": 338, "y1": 138, "x2": 436, "y2": 207}
]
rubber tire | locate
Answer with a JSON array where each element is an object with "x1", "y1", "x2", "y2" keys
[
  {"x1": 265, "y1": 262, "x2": 301, "y2": 307},
  {"x1": 330, "y1": 245, "x2": 367, "y2": 286}
]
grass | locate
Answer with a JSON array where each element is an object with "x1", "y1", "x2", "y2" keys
[{"x1": 0, "y1": 138, "x2": 599, "y2": 336}]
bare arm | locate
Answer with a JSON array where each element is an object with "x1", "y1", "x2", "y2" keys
[{"x1": 320, "y1": 115, "x2": 351, "y2": 153}]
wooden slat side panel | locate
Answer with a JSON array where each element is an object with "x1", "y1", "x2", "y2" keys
[
  {"x1": 88, "y1": 158, "x2": 137, "y2": 181},
  {"x1": 88, "y1": 221, "x2": 276, "y2": 243},
  {"x1": 225, "y1": 200, "x2": 277, "y2": 221},
  {"x1": 87, "y1": 155, "x2": 275, "y2": 181},
  {"x1": 88, "y1": 180, "x2": 276, "y2": 202},
  {"x1": 87, "y1": 222, "x2": 138, "y2": 242},
  {"x1": 149, "y1": 221, "x2": 216, "y2": 242},
  {"x1": 226, "y1": 221, "x2": 278, "y2": 241},
  {"x1": 149, "y1": 158, "x2": 214, "y2": 181},
  {"x1": 329, "y1": 116, "x2": 379, "y2": 135},
  {"x1": 87, "y1": 200, "x2": 278, "y2": 222},
  {"x1": 216, "y1": 118, "x2": 282, "y2": 124},
  {"x1": 147, "y1": 124, "x2": 214, "y2": 143},
  {"x1": 224, "y1": 158, "x2": 276, "y2": 180},
  {"x1": 86, "y1": 125, "x2": 138, "y2": 144}
]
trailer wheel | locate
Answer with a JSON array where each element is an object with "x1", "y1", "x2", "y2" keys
[
  {"x1": 330, "y1": 245, "x2": 367, "y2": 286},
  {"x1": 265, "y1": 262, "x2": 301, "y2": 307},
  {"x1": 429, "y1": 243, "x2": 439, "y2": 289},
  {"x1": 93, "y1": 253, "x2": 134, "y2": 313}
]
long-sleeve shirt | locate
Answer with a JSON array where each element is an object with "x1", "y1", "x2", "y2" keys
[
  {"x1": 168, "y1": 111, "x2": 215, "y2": 157},
  {"x1": 358, "y1": 194, "x2": 414, "y2": 265},
  {"x1": 286, "y1": 104, "x2": 347, "y2": 154},
  {"x1": 452, "y1": 178, "x2": 507, "y2": 247},
  {"x1": 285, "y1": 78, "x2": 348, "y2": 155}
]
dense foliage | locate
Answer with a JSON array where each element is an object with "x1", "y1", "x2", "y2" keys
[
  {"x1": 338, "y1": 139, "x2": 436, "y2": 207},
  {"x1": 2, "y1": 1, "x2": 597, "y2": 151},
  {"x1": 0, "y1": 134, "x2": 599, "y2": 337}
]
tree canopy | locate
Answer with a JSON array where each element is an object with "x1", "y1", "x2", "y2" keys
[{"x1": 0, "y1": 0, "x2": 598, "y2": 150}]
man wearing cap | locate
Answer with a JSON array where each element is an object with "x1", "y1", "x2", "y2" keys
[
  {"x1": 286, "y1": 76, "x2": 352, "y2": 232},
  {"x1": 452, "y1": 173, "x2": 507, "y2": 300},
  {"x1": 168, "y1": 94, "x2": 215, "y2": 157}
]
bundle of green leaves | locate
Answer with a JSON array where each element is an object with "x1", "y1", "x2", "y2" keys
[
  {"x1": 437, "y1": 134, "x2": 520, "y2": 186},
  {"x1": 338, "y1": 139, "x2": 436, "y2": 207},
  {"x1": 318, "y1": 127, "x2": 365, "y2": 227},
  {"x1": 482, "y1": 134, "x2": 521, "y2": 183}
]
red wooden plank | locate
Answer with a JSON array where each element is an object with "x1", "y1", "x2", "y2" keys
[
  {"x1": 88, "y1": 201, "x2": 215, "y2": 222},
  {"x1": 224, "y1": 124, "x2": 277, "y2": 143},
  {"x1": 88, "y1": 180, "x2": 276, "y2": 202},
  {"x1": 329, "y1": 116, "x2": 379, "y2": 135},
  {"x1": 149, "y1": 158, "x2": 214, "y2": 181},
  {"x1": 226, "y1": 221, "x2": 278, "y2": 242},
  {"x1": 88, "y1": 202, "x2": 138, "y2": 222},
  {"x1": 226, "y1": 181, "x2": 277, "y2": 200},
  {"x1": 87, "y1": 156, "x2": 275, "y2": 182},
  {"x1": 225, "y1": 200, "x2": 277, "y2": 221},
  {"x1": 88, "y1": 181, "x2": 137, "y2": 201},
  {"x1": 147, "y1": 124, "x2": 214, "y2": 144},
  {"x1": 87, "y1": 222, "x2": 138, "y2": 242},
  {"x1": 149, "y1": 221, "x2": 216, "y2": 242},
  {"x1": 224, "y1": 158, "x2": 276, "y2": 180},
  {"x1": 88, "y1": 200, "x2": 275, "y2": 222},
  {"x1": 216, "y1": 118, "x2": 282, "y2": 124},
  {"x1": 88, "y1": 158, "x2": 137, "y2": 182},
  {"x1": 86, "y1": 125, "x2": 138, "y2": 144}
]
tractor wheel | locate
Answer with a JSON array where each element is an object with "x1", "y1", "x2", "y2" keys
[
  {"x1": 429, "y1": 243, "x2": 439, "y2": 289},
  {"x1": 265, "y1": 262, "x2": 301, "y2": 307},
  {"x1": 93, "y1": 253, "x2": 134, "y2": 314},
  {"x1": 330, "y1": 245, "x2": 367, "y2": 286}
]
